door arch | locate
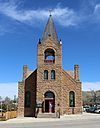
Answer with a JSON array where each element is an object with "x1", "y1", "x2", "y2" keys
[{"x1": 44, "y1": 91, "x2": 55, "y2": 113}]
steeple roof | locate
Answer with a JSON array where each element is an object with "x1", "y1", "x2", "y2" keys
[{"x1": 42, "y1": 15, "x2": 58, "y2": 42}]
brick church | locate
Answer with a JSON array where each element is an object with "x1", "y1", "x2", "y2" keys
[{"x1": 18, "y1": 15, "x2": 82, "y2": 117}]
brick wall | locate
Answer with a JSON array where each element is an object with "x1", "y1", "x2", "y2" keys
[
  {"x1": 24, "y1": 70, "x2": 37, "y2": 117},
  {"x1": 18, "y1": 81, "x2": 24, "y2": 117}
]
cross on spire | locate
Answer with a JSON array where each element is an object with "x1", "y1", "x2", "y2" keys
[{"x1": 49, "y1": 9, "x2": 53, "y2": 16}]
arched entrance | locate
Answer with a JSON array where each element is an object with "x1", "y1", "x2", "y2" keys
[
  {"x1": 44, "y1": 49, "x2": 55, "y2": 63},
  {"x1": 44, "y1": 91, "x2": 55, "y2": 113}
]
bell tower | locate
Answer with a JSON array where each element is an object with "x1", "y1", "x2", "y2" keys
[
  {"x1": 37, "y1": 15, "x2": 62, "y2": 67},
  {"x1": 37, "y1": 15, "x2": 62, "y2": 113}
]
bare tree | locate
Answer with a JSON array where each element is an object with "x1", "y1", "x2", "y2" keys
[
  {"x1": 90, "y1": 90, "x2": 97, "y2": 105},
  {"x1": 0, "y1": 96, "x2": 2, "y2": 109}
]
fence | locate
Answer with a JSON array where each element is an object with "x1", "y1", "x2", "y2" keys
[{"x1": 0, "y1": 111, "x2": 17, "y2": 120}]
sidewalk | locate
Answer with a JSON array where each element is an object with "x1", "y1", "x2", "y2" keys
[
  {"x1": 0, "y1": 112, "x2": 100, "y2": 124},
  {"x1": 60, "y1": 112, "x2": 100, "y2": 120}
]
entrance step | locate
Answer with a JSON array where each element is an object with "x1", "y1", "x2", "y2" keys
[{"x1": 37, "y1": 113, "x2": 57, "y2": 118}]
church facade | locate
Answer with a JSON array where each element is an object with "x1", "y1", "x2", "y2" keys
[{"x1": 18, "y1": 15, "x2": 82, "y2": 117}]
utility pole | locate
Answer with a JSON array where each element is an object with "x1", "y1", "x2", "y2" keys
[
  {"x1": 14, "y1": 95, "x2": 16, "y2": 111},
  {"x1": 0, "y1": 97, "x2": 2, "y2": 116}
]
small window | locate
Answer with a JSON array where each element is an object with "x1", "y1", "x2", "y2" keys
[
  {"x1": 51, "y1": 70, "x2": 55, "y2": 80},
  {"x1": 69, "y1": 91, "x2": 75, "y2": 107},
  {"x1": 44, "y1": 70, "x2": 48, "y2": 80},
  {"x1": 25, "y1": 91, "x2": 31, "y2": 107}
]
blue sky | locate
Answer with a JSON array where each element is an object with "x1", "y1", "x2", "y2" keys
[{"x1": 0, "y1": 0, "x2": 100, "y2": 99}]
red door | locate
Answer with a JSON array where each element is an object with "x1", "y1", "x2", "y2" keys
[{"x1": 45, "y1": 99, "x2": 55, "y2": 113}]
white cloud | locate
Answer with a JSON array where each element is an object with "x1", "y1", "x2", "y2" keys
[
  {"x1": 0, "y1": 83, "x2": 18, "y2": 99},
  {"x1": 0, "y1": 26, "x2": 6, "y2": 35},
  {"x1": 82, "y1": 82, "x2": 100, "y2": 91},
  {"x1": 0, "y1": 1, "x2": 81, "y2": 27},
  {"x1": 94, "y1": 4, "x2": 100, "y2": 12},
  {"x1": 53, "y1": 7, "x2": 81, "y2": 27},
  {"x1": 0, "y1": 0, "x2": 100, "y2": 35},
  {"x1": 0, "y1": 1, "x2": 47, "y2": 24},
  {"x1": 93, "y1": 4, "x2": 100, "y2": 20}
]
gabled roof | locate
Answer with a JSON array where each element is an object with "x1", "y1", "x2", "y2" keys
[
  {"x1": 66, "y1": 70, "x2": 74, "y2": 79},
  {"x1": 42, "y1": 15, "x2": 58, "y2": 42}
]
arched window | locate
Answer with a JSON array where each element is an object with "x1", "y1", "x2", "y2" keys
[
  {"x1": 69, "y1": 91, "x2": 75, "y2": 107},
  {"x1": 44, "y1": 49, "x2": 55, "y2": 63},
  {"x1": 44, "y1": 70, "x2": 48, "y2": 80},
  {"x1": 44, "y1": 91, "x2": 55, "y2": 98},
  {"x1": 51, "y1": 70, "x2": 55, "y2": 80},
  {"x1": 25, "y1": 91, "x2": 31, "y2": 107}
]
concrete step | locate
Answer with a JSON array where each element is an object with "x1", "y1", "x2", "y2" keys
[{"x1": 37, "y1": 113, "x2": 57, "y2": 118}]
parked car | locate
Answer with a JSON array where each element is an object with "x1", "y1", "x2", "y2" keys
[
  {"x1": 83, "y1": 105, "x2": 90, "y2": 112},
  {"x1": 0, "y1": 109, "x2": 6, "y2": 112},
  {"x1": 86, "y1": 106, "x2": 97, "y2": 113},
  {"x1": 95, "y1": 108, "x2": 100, "y2": 113}
]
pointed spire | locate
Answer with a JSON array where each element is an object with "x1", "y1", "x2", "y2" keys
[{"x1": 42, "y1": 15, "x2": 58, "y2": 42}]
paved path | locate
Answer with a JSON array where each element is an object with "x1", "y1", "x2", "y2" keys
[
  {"x1": 2, "y1": 112, "x2": 100, "y2": 123},
  {"x1": 0, "y1": 112, "x2": 100, "y2": 128}
]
